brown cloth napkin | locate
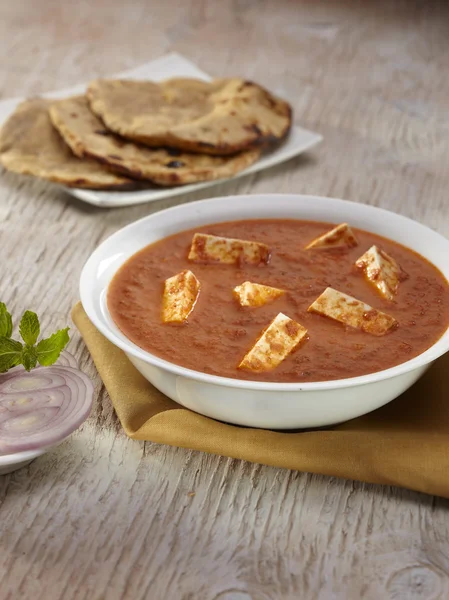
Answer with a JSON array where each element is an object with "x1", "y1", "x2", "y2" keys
[{"x1": 72, "y1": 302, "x2": 449, "y2": 498}]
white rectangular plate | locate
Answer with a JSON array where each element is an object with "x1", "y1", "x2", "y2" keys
[{"x1": 0, "y1": 53, "x2": 322, "y2": 208}]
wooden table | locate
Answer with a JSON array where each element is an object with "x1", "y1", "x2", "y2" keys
[{"x1": 1, "y1": 1, "x2": 449, "y2": 598}]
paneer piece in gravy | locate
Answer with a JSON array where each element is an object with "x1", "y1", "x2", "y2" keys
[
  {"x1": 306, "y1": 223, "x2": 358, "y2": 250},
  {"x1": 233, "y1": 281, "x2": 284, "y2": 307},
  {"x1": 188, "y1": 233, "x2": 270, "y2": 265},
  {"x1": 308, "y1": 287, "x2": 397, "y2": 336},
  {"x1": 162, "y1": 270, "x2": 200, "y2": 323},
  {"x1": 239, "y1": 313, "x2": 308, "y2": 372},
  {"x1": 355, "y1": 245, "x2": 408, "y2": 301}
]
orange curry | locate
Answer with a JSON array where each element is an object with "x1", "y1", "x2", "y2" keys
[{"x1": 108, "y1": 220, "x2": 449, "y2": 382}]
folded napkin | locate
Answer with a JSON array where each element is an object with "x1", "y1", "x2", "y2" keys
[{"x1": 72, "y1": 302, "x2": 449, "y2": 498}]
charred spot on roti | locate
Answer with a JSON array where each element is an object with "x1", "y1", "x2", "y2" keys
[
  {"x1": 167, "y1": 148, "x2": 182, "y2": 157},
  {"x1": 166, "y1": 160, "x2": 185, "y2": 168}
]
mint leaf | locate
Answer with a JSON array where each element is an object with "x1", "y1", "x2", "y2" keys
[
  {"x1": 0, "y1": 303, "x2": 13, "y2": 338},
  {"x1": 0, "y1": 310, "x2": 70, "y2": 374},
  {"x1": 0, "y1": 337, "x2": 23, "y2": 373},
  {"x1": 21, "y1": 345, "x2": 38, "y2": 371},
  {"x1": 36, "y1": 327, "x2": 70, "y2": 366},
  {"x1": 19, "y1": 310, "x2": 40, "y2": 345}
]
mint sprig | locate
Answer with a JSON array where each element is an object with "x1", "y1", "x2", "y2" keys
[
  {"x1": 36, "y1": 329, "x2": 70, "y2": 366},
  {"x1": 0, "y1": 338, "x2": 22, "y2": 372},
  {"x1": 0, "y1": 305, "x2": 69, "y2": 373},
  {"x1": 0, "y1": 303, "x2": 13, "y2": 338},
  {"x1": 19, "y1": 310, "x2": 40, "y2": 345}
]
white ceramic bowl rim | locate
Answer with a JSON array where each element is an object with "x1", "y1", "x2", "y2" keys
[
  {"x1": 80, "y1": 194, "x2": 449, "y2": 392},
  {"x1": 0, "y1": 447, "x2": 47, "y2": 466}
]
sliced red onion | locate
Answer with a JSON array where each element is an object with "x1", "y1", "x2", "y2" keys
[
  {"x1": 0, "y1": 365, "x2": 93, "y2": 455},
  {"x1": 0, "y1": 371, "x2": 67, "y2": 393}
]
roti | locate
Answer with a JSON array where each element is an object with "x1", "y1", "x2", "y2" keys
[
  {"x1": 0, "y1": 98, "x2": 134, "y2": 189},
  {"x1": 86, "y1": 77, "x2": 292, "y2": 155},
  {"x1": 49, "y1": 96, "x2": 261, "y2": 186}
]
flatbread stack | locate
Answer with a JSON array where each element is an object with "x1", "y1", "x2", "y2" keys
[{"x1": 0, "y1": 77, "x2": 292, "y2": 190}]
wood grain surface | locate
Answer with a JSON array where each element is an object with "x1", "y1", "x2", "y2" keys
[{"x1": 1, "y1": 1, "x2": 449, "y2": 598}]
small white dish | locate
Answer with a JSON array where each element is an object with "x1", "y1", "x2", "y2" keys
[
  {"x1": 0, "y1": 447, "x2": 49, "y2": 475},
  {"x1": 0, "y1": 53, "x2": 322, "y2": 208},
  {"x1": 80, "y1": 194, "x2": 449, "y2": 429},
  {"x1": 0, "y1": 353, "x2": 92, "y2": 474}
]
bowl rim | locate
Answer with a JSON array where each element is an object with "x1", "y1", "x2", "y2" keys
[
  {"x1": 80, "y1": 193, "x2": 449, "y2": 391},
  {"x1": 0, "y1": 447, "x2": 48, "y2": 465}
]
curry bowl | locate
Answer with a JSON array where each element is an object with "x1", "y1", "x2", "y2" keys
[{"x1": 80, "y1": 194, "x2": 449, "y2": 429}]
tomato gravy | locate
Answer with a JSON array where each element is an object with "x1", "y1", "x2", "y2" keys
[{"x1": 108, "y1": 220, "x2": 449, "y2": 382}]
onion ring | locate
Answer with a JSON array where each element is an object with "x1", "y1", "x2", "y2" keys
[{"x1": 0, "y1": 365, "x2": 94, "y2": 455}]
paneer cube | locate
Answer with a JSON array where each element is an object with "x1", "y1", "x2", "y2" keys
[
  {"x1": 188, "y1": 233, "x2": 270, "y2": 265},
  {"x1": 305, "y1": 223, "x2": 358, "y2": 250},
  {"x1": 239, "y1": 312, "x2": 307, "y2": 372},
  {"x1": 355, "y1": 245, "x2": 407, "y2": 301},
  {"x1": 162, "y1": 270, "x2": 200, "y2": 323},
  {"x1": 233, "y1": 281, "x2": 285, "y2": 307},
  {"x1": 308, "y1": 287, "x2": 397, "y2": 336}
]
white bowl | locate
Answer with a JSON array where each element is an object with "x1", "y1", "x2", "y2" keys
[{"x1": 80, "y1": 194, "x2": 449, "y2": 429}]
